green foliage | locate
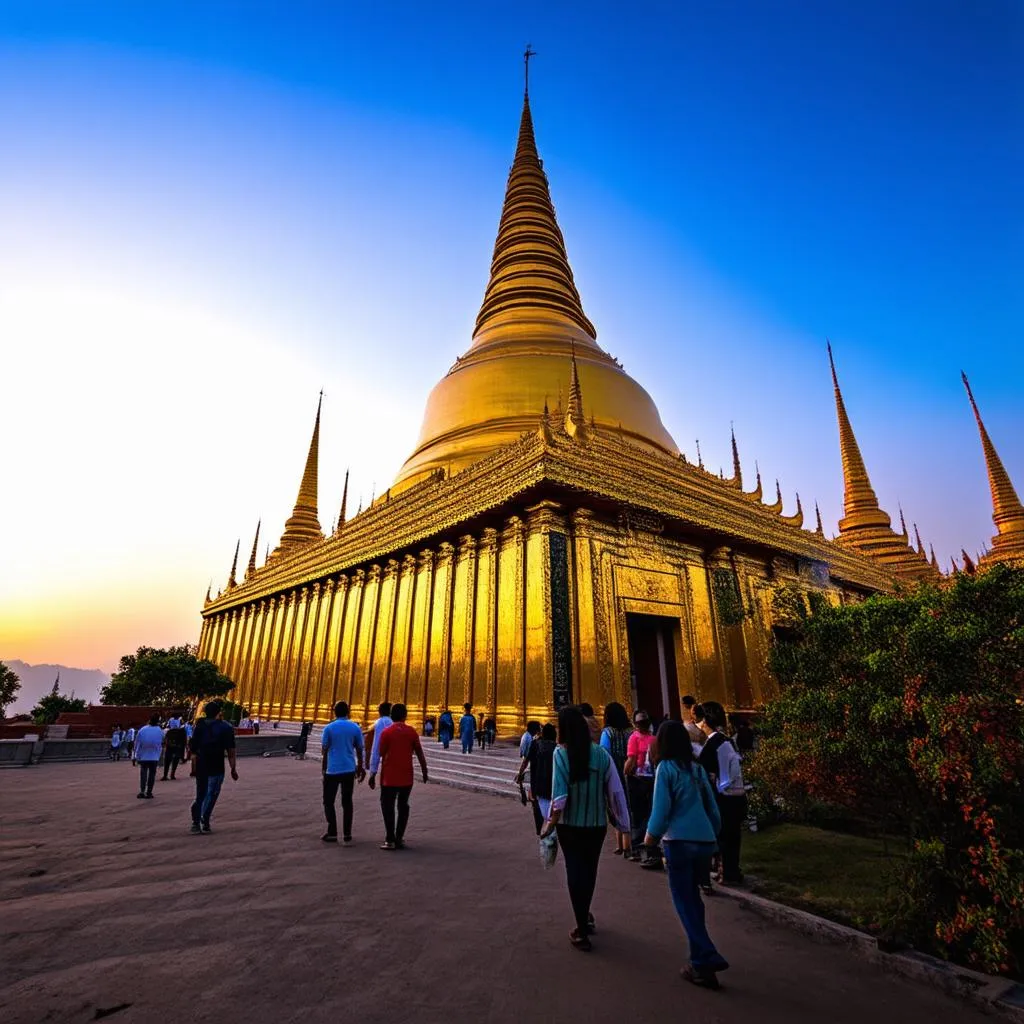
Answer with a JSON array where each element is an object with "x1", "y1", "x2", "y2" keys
[
  {"x1": 31, "y1": 692, "x2": 87, "y2": 725},
  {"x1": 0, "y1": 663, "x2": 21, "y2": 716},
  {"x1": 218, "y1": 699, "x2": 249, "y2": 725},
  {"x1": 101, "y1": 645, "x2": 234, "y2": 708},
  {"x1": 750, "y1": 565, "x2": 1024, "y2": 975}
]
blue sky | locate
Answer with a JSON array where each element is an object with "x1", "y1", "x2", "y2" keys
[{"x1": 1, "y1": 1, "x2": 1021, "y2": 667}]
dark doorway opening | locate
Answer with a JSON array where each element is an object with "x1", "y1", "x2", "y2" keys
[{"x1": 626, "y1": 613, "x2": 681, "y2": 724}]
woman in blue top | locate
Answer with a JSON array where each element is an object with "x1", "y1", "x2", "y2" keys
[
  {"x1": 543, "y1": 705, "x2": 629, "y2": 952},
  {"x1": 644, "y1": 720, "x2": 729, "y2": 989}
]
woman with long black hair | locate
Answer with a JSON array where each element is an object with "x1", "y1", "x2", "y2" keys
[
  {"x1": 542, "y1": 705, "x2": 629, "y2": 952},
  {"x1": 644, "y1": 720, "x2": 729, "y2": 989},
  {"x1": 599, "y1": 701, "x2": 633, "y2": 858}
]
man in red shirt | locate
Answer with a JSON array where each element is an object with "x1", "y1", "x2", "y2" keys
[{"x1": 372, "y1": 703, "x2": 428, "y2": 850}]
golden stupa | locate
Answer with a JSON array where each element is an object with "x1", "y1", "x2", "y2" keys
[{"x1": 197, "y1": 64, "x2": 1021, "y2": 731}]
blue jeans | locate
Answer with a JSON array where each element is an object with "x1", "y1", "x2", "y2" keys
[
  {"x1": 663, "y1": 840, "x2": 727, "y2": 971},
  {"x1": 191, "y1": 774, "x2": 224, "y2": 825},
  {"x1": 461, "y1": 732, "x2": 474, "y2": 753}
]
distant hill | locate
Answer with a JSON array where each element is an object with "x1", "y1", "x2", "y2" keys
[{"x1": 2, "y1": 661, "x2": 108, "y2": 716}]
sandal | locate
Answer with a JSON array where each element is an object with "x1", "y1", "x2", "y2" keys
[
  {"x1": 680, "y1": 966, "x2": 720, "y2": 990},
  {"x1": 569, "y1": 928, "x2": 592, "y2": 952}
]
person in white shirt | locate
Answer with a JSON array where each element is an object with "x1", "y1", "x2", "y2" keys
[
  {"x1": 519, "y1": 720, "x2": 541, "y2": 759},
  {"x1": 366, "y1": 702, "x2": 394, "y2": 786},
  {"x1": 133, "y1": 715, "x2": 165, "y2": 799},
  {"x1": 696, "y1": 701, "x2": 747, "y2": 886},
  {"x1": 167, "y1": 716, "x2": 182, "y2": 729},
  {"x1": 109, "y1": 725, "x2": 123, "y2": 762},
  {"x1": 124, "y1": 726, "x2": 136, "y2": 759}
]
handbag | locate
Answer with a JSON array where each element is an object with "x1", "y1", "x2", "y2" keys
[{"x1": 539, "y1": 829, "x2": 559, "y2": 869}]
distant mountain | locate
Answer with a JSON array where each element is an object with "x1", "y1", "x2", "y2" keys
[{"x1": 2, "y1": 661, "x2": 108, "y2": 716}]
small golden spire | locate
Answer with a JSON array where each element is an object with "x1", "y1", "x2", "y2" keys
[
  {"x1": 828, "y1": 343, "x2": 890, "y2": 532},
  {"x1": 246, "y1": 520, "x2": 261, "y2": 578},
  {"x1": 962, "y1": 372, "x2": 1024, "y2": 566},
  {"x1": 913, "y1": 522, "x2": 925, "y2": 557},
  {"x1": 565, "y1": 341, "x2": 587, "y2": 438},
  {"x1": 274, "y1": 393, "x2": 325, "y2": 556},
  {"x1": 336, "y1": 469, "x2": 349, "y2": 534},
  {"x1": 227, "y1": 539, "x2": 240, "y2": 589},
  {"x1": 781, "y1": 492, "x2": 804, "y2": 528},
  {"x1": 730, "y1": 424, "x2": 743, "y2": 489},
  {"x1": 204, "y1": 581, "x2": 212, "y2": 604},
  {"x1": 961, "y1": 549, "x2": 977, "y2": 575},
  {"x1": 930, "y1": 544, "x2": 939, "y2": 570},
  {"x1": 763, "y1": 479, "x2": 784, "y2": 514},
  {"x1": 695, "y1": 439, "x2": 704, "y2": 470},
  {"x1": 745, "y1": 461, "x2": 763, "y2": 502},
  {"x1": 897, "y1": 505, "x2": 908, "y2": 542},
  {"x1": 814, "y1": 501, "x2": 824, "y2": 536}
]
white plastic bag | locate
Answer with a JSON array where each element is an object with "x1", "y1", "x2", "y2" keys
[{"x1": 539, "y1": 830, "x2": 558, "y2": 869}]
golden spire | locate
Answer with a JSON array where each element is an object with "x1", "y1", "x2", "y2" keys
[
  {"x1": 781, "y1": 493, "x2": 804, "y2": 528},
  {"x1": 815, "y1": 501, "x2": 824, "y2": 536},
  {"x1": 204, "y1": 581, "x2": 212, "y2": 605},
  {"x1": 695, "y1": 439, "x2": 704, "y2": 470},
  {"x1": 930, "y1": 544, "x2": 939, "y2": 571},
  {"x1": 961, "y1": 549, "x2": 977, "y2": 575},
  {"x1": 336, "y1": 469, "x2": 349, "y2": 534},
  {"x1": 962, "y1": 372, "x2": 1024, "y2": 566},
  {"x1": 913, "y1": 522, "x2": 925, "y2": 557},
  {"x1": 764, "y1": 479, "x2": 784, "y2": 514},
  {"x1": 730, "y1": 425, "x2": 743, "y2": 489},
  {"x1": 565, "y1": 341, "x2": 587, "y2": 437},
  {"x1": 745, "y1": 461, "x2": 763, "y2": 502},
  {"x1": 246, "y1": 520, "x2": 261, "y2": 578},
  {"x1": 897, "y1": 506, "x2": 908, "y2": 542},
  {"x1": 828, "y1": 343, "x2": 890, "y2": 531},
  {"x1": 473, "y1": 54, "x2": 596, "y2": 346},
  {"x1": 227, "y1": 539, "x2": 240, "y2": 589},
  {"x1": 274, "y1": 393, "x2": 324, "y2": 556}
]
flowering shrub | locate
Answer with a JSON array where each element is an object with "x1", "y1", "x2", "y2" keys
[{"x1": 749, "y1": 565, "x2": 1024, "y2": 975}]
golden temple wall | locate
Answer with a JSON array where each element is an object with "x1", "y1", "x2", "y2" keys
[{"x1": 199, "y1": 501, "x2": 844, "y2": 732}]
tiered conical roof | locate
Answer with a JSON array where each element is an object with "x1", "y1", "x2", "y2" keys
[
  {"x1": 962, "y1": 373, "x2": 1024, "y2": 567},
  {"x1": 273, "y1": 395, "x2": 324, "y2": 556}
]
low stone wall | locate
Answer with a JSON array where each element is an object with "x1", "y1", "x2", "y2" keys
[
  {"x1": 39, "y1": 739, "x2": 111, "y2": 762},
  {"x1": 0, "y1": 740, "x2": 35, "y2": 766}
]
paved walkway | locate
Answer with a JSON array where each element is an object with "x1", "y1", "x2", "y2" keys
[{"x1": 0, "y1": 759, "x2": 992, "y2": 1024}]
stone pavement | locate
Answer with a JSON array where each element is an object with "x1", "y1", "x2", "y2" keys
[{"x1": 0, "y1": 758, "x2": 993, "y2": 1024}]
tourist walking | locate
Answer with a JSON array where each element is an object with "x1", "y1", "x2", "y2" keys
[
  {"x1": 459, "y1": 704, "x2": 476, "y2": 754},
  {"x1": 189, "y1": 700, "x2": 238, "y2": 834},
  {"x1": 162, "y1": 720, "x2": 187, "y2": 780},
  {"x1": 516, "y1": 722, "x2": 556, "y2": 834},
  {"x1": 320, "y1": 701, "x2": 365, "y2": 844},
  {"x1": 600, "y1": 702, "x2": 633, "y2": 857},
  {"x1": 682, "y1": 695, "x2": 704, "y2": 746},
  {"x1": 519, "y1": 720, "x2": 541, "y2": 759},
  {"x1": 367, "y1": 702, "x2": 393, "y2": 773},
  {"x1": 109, "y1": 724, "x2": 123, "y2": 761},
  {"x1": 542, "y1": 705, "x2": 629, "y2": 952},
  {"x1": 133, "y1": 715, "x2": 164, "y2": 799},
  {"x1": 484, "y1": 714, "x2": 497, "y2": 749},
  {"x1": 372, "y1": 703, "x2": 428, "y2": 850},
  {"x1": 644, "y1": 720, "x2": 729, "y2": 989},
  {"x1": 124, "y1": 725, "x2": 136, "y2": 759},
  {"x1": 578, "y1": 702, "x2": 602, "y2": 744},
  {"x1": 625, "y1": 710, "x2": 658, "y2": 865},
  {"x1": 697, "y1": 701, "x2": 747, "y2": 885},
  {"x1": 437, "y1": 708, "x2": 454, "y2": 749}
]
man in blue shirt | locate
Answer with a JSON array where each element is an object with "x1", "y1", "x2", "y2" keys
[{"x1": 321, "y1": 701, "x2": 365, "y2": 844}]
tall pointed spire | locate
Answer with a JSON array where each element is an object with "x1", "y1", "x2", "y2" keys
[
  {"x1": 336, "y1": 469, "x2": 350, "y2": 534},
  {"x1": 913, "y1": 522, "x2": 925, "y2": 557},
  {"x1": 828, "y1": 342, "x2": 889, "y2": 531},
  {"x1": 273, "y1": 393, "x2": 324, "y2": 556},
  {"x1": 962, "y1": 372, "x2": 1024, "y2": 566},
  {"x1": 930, "y1": 544, "x2": 939, "y2": 571},
  {"x1": 472, "y1": 54, "x2": 596, "y2": 347},
  {"x1": 814, "y1": 501, "x2": 824, "y2": 536},
  {"x1": 227, "y1": 539, "x2": 240, "y2": 589},
  {"x1": 246, "y1": 520, "x2": 261, "y2": 578}
]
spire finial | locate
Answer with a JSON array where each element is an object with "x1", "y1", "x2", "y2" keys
[
  {"x1": 565, "y1": 340, "x2": 587, "y2": 437},
  {"x1": 962, "y1": 372, "x2": 1024, "y2": 564},
  {"x1": 227, "y1": 538, "x2": 240, "y2": 589},
  {"x1": 827, "y1": 341, "x2": 890, "y2": 533},
  {"x1": 913, "y1": 522, "x2": 925, "y2": 557},
  {"x1": 274, "y1": 393, "x2": 325, "y2": 556},
  {"x1": 815, "y1": 501, "x2": 824, "y2": 536},
  {"x1": 930, "y1": 543, "x2": 939, "y2": 570},
  {"x1": 695, "y1": 439, "x2": 704, "y2": 470},
  {"x1": 337, "y1": 469, "x2": 349, "y2": 533},
  {"x1": 246, "y1": 520, "x2": 261, "y2": 578},
  {"x1": 523, "y1": 43, "x2": 536, "y2": 97},
  {"x1": 204, "y1": 580, "x2": 212, "y2": 604},
  {"x1": 898, "y1": 505, "x2": 908, "y2": 541},
  {"x1": 730, "y1": 424, "x2": 743, "y2": 488}
]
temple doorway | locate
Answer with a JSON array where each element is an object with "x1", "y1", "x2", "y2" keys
[{"x1": 626, "y1": 613, "x2": 681, "y2": 724}]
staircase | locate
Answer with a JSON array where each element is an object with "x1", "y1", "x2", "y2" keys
[{"x1": 279, "y1": 721, "x2": 522, "y2": 799}]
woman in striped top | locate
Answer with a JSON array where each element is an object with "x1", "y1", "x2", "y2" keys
[{"x1": 542, "y1": 705, "x2": 630, "y2": 952}]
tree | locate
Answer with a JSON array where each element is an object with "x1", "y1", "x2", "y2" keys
[
  {"x1": 0, "y1": 663, "x2": 21, "y2": 718},
  {"x1": 31, "y1": 692, "x2": 87, "y2": 725},
  {"x1": 101, "y1": 645, "x2": 234, "y2": 708},
  {"x1": 749, "y1": 564, "x2": 1024, "y2": 975}
]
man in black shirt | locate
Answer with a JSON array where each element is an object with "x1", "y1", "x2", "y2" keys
[
  {"x1": 189, "y1": 701, "x2": 238, "y2": 834},
  {"x1": 162, "y1": 722, "x2": 187, "y2": 780}
]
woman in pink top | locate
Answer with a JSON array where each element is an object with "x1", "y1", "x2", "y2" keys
[{"x1": 624, "y1": 710, "x2": 658, "y2": 865}]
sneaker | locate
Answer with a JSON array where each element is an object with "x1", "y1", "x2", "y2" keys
[
  {"x1": 321, "y1": 833, "x2": 338, "y2": 843},
  {"x1": 379, "y1": 841, "x2": 395, "y2": 851},
  {"x1": 201, "y1": 822, "x2": 212, "y2": 834},
  {"x1": 681, "y1": 966, "x2": 721, "y2": 990},
  {"x1": 190, "y1": 823, "x2": 202, "y2": 834},
  {"x1": 136, "y1": 793, "x2": 145, "y2": 799},
  {"x1": 144, "y1": 793, "x2": 154, "y2": 799},
  {"x1": 342, "y1": 836, "x2": 353, "y2": 846}
]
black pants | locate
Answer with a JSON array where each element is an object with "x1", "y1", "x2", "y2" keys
[
  {"x1": 716, "y1": 793, "x2": 748, "y2": 883},
  {"x1": 138, "y1": 760, "x2": 157, "y2": 795},
  {"x1": 628, "y1": 775, "x2": 654, "y2": 846},
  {"x1": 556, "y1": 824, "x2": 607, "y2": 934},
  {"x1": 162, "y1": 748, "x2": 184, "y2": 779},
  {"x1": 323, "y1": 772, "x2": 356, "y2": 838},
  {"x1": 380, "y1": 785, "x2": 412, "y2": 843},
  {"x1": 531, "y1": 798, "x2": 544, "y2": 835}
]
